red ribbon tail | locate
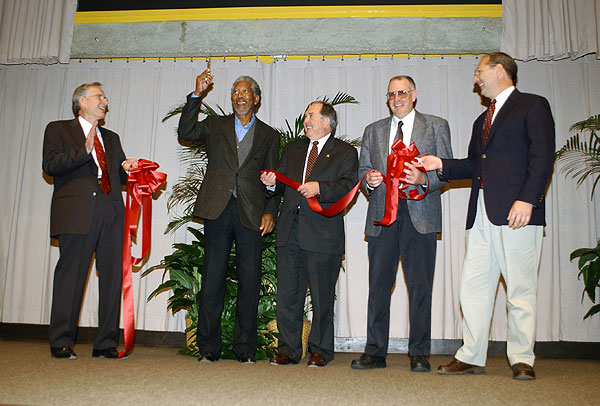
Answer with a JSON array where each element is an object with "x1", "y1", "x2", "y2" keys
[
  {"x1": 119, "y1": 159, "x2": 167, "y2": 357},
  {"x1": 373, "y1": 176, "x2": 400, "y2": 226},
  {"x1": 120, "y1": 189, "x2": 135, "y2": 357},
  {"x1": 261, "y1": 170, "x2": 364, "y2": 217}
]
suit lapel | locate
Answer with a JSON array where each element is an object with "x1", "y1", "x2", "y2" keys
[
  {"x1": 240, "y1": 118, "x2": 264, "y2": 169},
  {"x1": 307, "y1": 136, "x2": 334, "y2": 181},
  {"x1": 484, "y1": 89, "x2": 520, "y2": 149},
  {"x1": 293, "y1": 137, "x2": 310, "y2": 182},
  {"x1": 69, "y1": 118, "x2": 85, "y2": 143},
  {"x1": 411, "y1": 111, "x2": 426, "y2": 150},
  {"x1": 224, "y1": 115, "x2": 239, "y2": 163},
  {"x1": 376, "y1": 117, "x2": 393, "y2": 171}
]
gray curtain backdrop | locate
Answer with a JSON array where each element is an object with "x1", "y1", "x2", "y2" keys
[
  {"x1": 0, "y1": 55, "x2": 599, "y2": 342},
  {"x1": 502, "y1": 0, "x2": 600, "y2": 61},
  {"x1": 0, "y1": 0, "x2": 76, "y2": 65}
]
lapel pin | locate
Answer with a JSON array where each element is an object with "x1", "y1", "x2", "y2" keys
[{"x1": 326, "y1": 154, "x2": 330, "y2": 158}]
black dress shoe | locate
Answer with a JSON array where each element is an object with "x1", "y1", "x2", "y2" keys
[
  {"x1": 51, "y1": 347, "x2": 77, "y2": 360},
  {"x1": 92, "y1": 347, "x2": 124, "y2": 359},
  {"x1": 198, "y1": 352, "x2": 219, "y2": 363},
  {"x1": 238, "y1": 353, "x2": 256, "y2": 364},
  {"x1": 410, "y1": 355, "x2": 431, "y2": 372},
  {"x1": 350, "y1": 353, "x2": 386, "y2": 370}
]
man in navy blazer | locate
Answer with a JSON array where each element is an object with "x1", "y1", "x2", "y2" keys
[
  {"x1": 43, "y1": 82, "x2": 137, "y2": 360},
  {"x1": 178, "y1": 69, "x2": 280, "y2": 363},
  {"x1": 421, "y1": 52, "x2": 555, "y2": 380},
  {"x1": 261, "y1": 101, "x2": 358, "y2": 367}
]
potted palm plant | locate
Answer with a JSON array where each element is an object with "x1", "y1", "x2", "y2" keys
[
  {"x1": 555, "y1": 114, "x2": 600, "y2": 319},
  {"x1": 144, "y1": 93, "x2": 360, "y2": 357}
]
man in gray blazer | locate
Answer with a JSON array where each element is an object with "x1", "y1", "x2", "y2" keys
[
  {"x1": 178, "y1": 69, "x2": 280, "y2": 363},
  {"x1": 351, "y1": 76, "x2": 453, "y2": 372}
]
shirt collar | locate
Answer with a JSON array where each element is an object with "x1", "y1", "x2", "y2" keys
[
  {"x1": 392, "y1": 108, "x2": 415, "y2": 128},
  {"x1": 78, "y1": 116, "x2": 95, "y2": 136},
  {"x1": 235, "y1": 114, "x2": 256, "y2": 129},
  {"x1": 493, "y1": 86, "x2": 515, "y2": 110},
  {"x1": 310, "y1": 133, "x2": 331, "y2": 149}
]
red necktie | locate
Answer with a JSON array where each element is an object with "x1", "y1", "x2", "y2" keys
[
  {"x1": 304, "y1": 141, "x2": 319, "y2": 182},
  {"x1": 482, "y1": 99, "x2": 496, "y2": 146},
  {"x1": 94, "y1": 130, "x2": 111, "y2": 195}
]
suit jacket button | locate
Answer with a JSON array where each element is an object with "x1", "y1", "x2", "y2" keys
[
  {"x1": 481, "y1": 153, "x2": 487, "y2": 159},
  {"x1": 92, "y1": 191, "x2": 97, "y2": 196}
]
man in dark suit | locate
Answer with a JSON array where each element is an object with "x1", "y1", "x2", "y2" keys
[
  {"x1": 351, "y1": 76, "x2": 453, "y2": 372},
  {"x1": 178, "y1": 69, "x2": 280, "y2": 363},
  {"x1": 43, "y1": 82, "x2": 137, "y2": 359},
  {"x1": 261, "y1": 101, "x2": 358, "y2": 367},
  {"x1": 421, "y1": 52, "x2": 555, "y2": 380}
]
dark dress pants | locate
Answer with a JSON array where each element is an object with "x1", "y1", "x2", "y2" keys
[
  {"x1": 198, "y1": 197, "x2": 262, "y2": 357},
  {"x1": 365, "y1": 199, "x2": 436, "y2": 357},
  {"x1": 49, "y1": 185, "x2": 123, "y2": 350},
  {"x1": 276, "y1": 214, "x2": 341, "y2": 362}
]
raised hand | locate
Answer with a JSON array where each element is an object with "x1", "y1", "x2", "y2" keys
[
  {"x1": 85, "y1": 121, "x2": 98, "y2": 154},
  {"x1": 193, "y1": 68, "x2": 214, "y2": 96}
]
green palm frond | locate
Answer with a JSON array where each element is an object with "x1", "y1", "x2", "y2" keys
[
  {"x1": 201, "y1": 103, "x2": 227, "y2": 117},
  {"x1": 555, "y1": 115, "x2": 600, "y2": 199},
  {"x1": 162, "y1": 104, "x2": 185, "y2": 122},
  {"x1": 323, "y1": 92, "x2": 360, "y2": 106},
  {"x1": 162, "y1": 102, "x2": 226, "y2": 122},
  {"x1": 569, "y1": 114, "x2": 600, "y2": 134}
]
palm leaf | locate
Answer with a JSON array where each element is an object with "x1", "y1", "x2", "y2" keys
[
  {"x1": 569, "y1": 114, "x2": 600, "y2": 134},
  {"x1": 555, "y1": 115, "x2": 600, "y2": 198},
  {"x1": 162, "y1": 101, "x2": 226, "y2": 123},
  {"x1": 324, "y1": 92, "x2": 360, "y2": 106}
]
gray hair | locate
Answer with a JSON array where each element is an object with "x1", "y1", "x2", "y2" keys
[
  {"x1": 388, "y1": 75, "x2": 416, "y2": 90},
  {"x1": 231, "y1": 76, "x2": 261, "y2": 101},
  {"x1": 72, "y1": 82, "x2": 102, "y2": 117}
]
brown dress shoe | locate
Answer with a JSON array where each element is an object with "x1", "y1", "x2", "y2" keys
[
  {"x1": 307, "y1": 352, "x2": 327, "y2": 367},
  {"x1": 437, "y1": 358, "x2": 485, "y2": 375},
  {"x1": 270, "y1": 353, "x2": 297, "y2": 366},
  {"x1": 511, "y1": 362, "x2": 535, "y2": 380}
]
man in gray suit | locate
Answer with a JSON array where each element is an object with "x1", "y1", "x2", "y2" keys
[
  {"x1": 351, "y1": 76, "x2": 453, "y2": 372},
  {"x1": 178, "y1": 69, "x2": 280, "y2": 363}
]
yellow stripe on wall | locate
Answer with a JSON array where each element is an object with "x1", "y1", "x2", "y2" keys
[{"x1": 74, "y1": 5, "x2": 501, "y2": 24}]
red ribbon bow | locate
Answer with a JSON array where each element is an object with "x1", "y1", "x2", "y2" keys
[
  {"x1": 373, "y1": 139, "x2": 429, "y2": 226},
  {"x1": 120, "y1": 159, "x2": 167, "y2": 358}
]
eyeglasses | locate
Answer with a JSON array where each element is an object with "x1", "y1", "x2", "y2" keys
[
  {"x1": 88, "y1": 94, "x2": 109, "y2": 103},
  {"x1": 386, "y1": 90, "x2": 413, "y2": 99}
]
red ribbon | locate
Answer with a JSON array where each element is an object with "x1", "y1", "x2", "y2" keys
[
  {"x1": 373, "y1": 139, "x2": 429, "y2": 226},
  {"x1": 260, "y1": 140, "x2": 427, "y2": 222},
  {"x1": 120, "y1": 159, "x2": 167, "y2": 358},
  {"x1": 260, "y1": 170, "x2": 364, "y2": 217}
]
